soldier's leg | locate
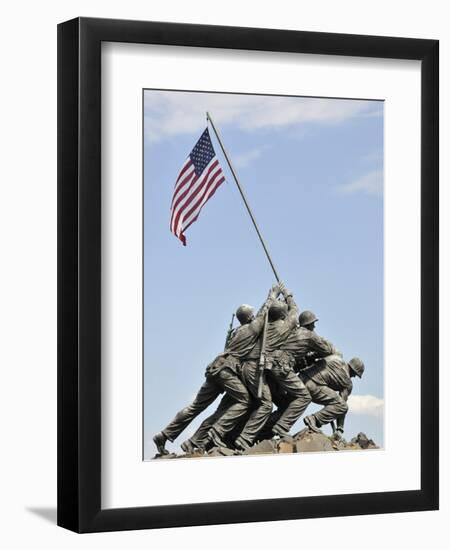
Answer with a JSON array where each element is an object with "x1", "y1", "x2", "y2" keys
[
  {"x1": 269, "y1": 366, "x2": 312, "y2": 436},
  {"x1": 208, "y1": 368, "x2": 252, "y2": 440},
  {"x1": 304, "y1": 379, "x2": 348, "y2": 427},
  {"x1": 258, "y1": 378, "x2": 289, "y2": 439},
  {"x1": 160, "y1": 377, "x2": 221, "y2": 443},
  {"x1": 188, "y1": 394, "x2": 234, "y2": 449},
  {"x1": 234, "y1": 361, "x2": 273, "y2": 449},
  {"x1": 224, "y1": 406, "x2": 254, "y2": 447}
]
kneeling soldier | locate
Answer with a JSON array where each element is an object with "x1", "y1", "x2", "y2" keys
[{"x1": 301, "y1": 355, "x2": 365, "y2": 438}]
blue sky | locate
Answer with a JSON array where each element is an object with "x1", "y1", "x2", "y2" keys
[{"x1": 143, "y1": 90, "x2": 384, "y2": 458}]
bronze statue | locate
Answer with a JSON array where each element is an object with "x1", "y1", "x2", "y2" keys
[
  {"x1": 301, "y1": 354, "x2": 365, "y2": 438},
  {"x1": 234, "y1": 286, "x2": 310, "y2": 448},
  {"x1": 153, "y1": 285, "x2": 280, "y2": 455},
  {"x1": 261, "y1": 309, "x2": 339, "y2": 438},
  {"x1": 153, "y1": 282, "x2": 366, "y2": 456}
]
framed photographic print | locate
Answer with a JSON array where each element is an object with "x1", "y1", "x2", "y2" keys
[{"x1": 57, "y1": 17, "x2": 439, "y2": 533}]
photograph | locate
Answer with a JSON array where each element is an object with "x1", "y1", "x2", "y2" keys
[
  {"x1": 54, "y1": 13, "x2": 439, "y2": 535},
  {"x1": 143, "y1": 89, "x2": 384, "y2": 460}
]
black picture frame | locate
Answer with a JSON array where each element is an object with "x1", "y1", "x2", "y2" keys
[{"x1": 57, "y1": 17, "x2": 439, "y2": 533}]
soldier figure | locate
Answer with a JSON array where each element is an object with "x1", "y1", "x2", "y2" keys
[
  {"x1": 261, "y1": 309, "x2": 338, "y2": 438},
  {"x1": 153, "y1": 285, "x2": 280, "y2": 455},
  {"x1": 301, "y1": 355, "x2": 365, "y2": 438},
  {"x1": 292, "y1": 310, "x2": 339, "y2": 370},
  {"x1": 233, "y1": 285, "x2": 308, "y2": 449},
  {"x1": 180, "y1": 285, "x2": 282, "y2": 452}
]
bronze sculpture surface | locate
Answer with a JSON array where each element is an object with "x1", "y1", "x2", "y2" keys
[{"x1": 153, "y1": 284, "x2": 369, "y2": 458}]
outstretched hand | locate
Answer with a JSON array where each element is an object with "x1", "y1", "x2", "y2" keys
[
  {"x1": 278, "y1": 281, "x2": 292, "y2": 298},
  {"x1": 269, "y1": 281, "x2": 293, "y2": 300},
  {"x1": 268, "y1": 283, "x2": 280, "y2": 298}
]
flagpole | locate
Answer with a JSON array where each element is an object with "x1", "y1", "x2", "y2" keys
[{"x1": 206, "y1": 112, "x2": 281, "y2": 283}]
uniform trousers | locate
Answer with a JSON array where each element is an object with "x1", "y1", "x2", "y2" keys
[
  {"x1": 266, "y1": 362, "x2": 311, "y2": 436},
  {"x1": 233, "y1": 360, "x2": 273, "y2": 447},
  {"x1": 162, "y1": 367, "x2": 250, "y2": 442},
  {"x1": 303, "y1": 378, "x2": 349, "y2": 426}
]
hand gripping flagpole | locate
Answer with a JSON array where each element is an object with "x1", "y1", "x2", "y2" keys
[{"x1": 206, "y1": 112, "x2": 281, "y2": 283}]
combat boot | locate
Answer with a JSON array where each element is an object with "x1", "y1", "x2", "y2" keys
[
  {"x1": 304, "y1": 415, "x2": 321, "y2": 433},
  {"x1": 153, "y1": 431, "x2": 169, "y2": 455},
  {"x1": 234, "y1": 436, "x2": 251, "y2": 452},
  {"x1": 180, "y1": 439, "x2": 194, "y2": 454},
  {"x1": 207, "y1": 428, "x2": 228, "y2": 449}
]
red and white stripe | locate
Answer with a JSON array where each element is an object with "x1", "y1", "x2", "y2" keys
[{"x1": 170, "y1": 158, "x2": 225, "y2": 245}]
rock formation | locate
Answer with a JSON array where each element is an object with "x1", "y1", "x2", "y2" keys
[{"x1": 153, "y1": 430, "x2": 379, "y2": 459}]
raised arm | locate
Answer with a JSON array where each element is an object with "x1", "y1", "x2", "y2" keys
[
  {"x1": 279, "y1": 282, "x2": 299, "y2": 329},
  {"x1": 249, "y1": 284, "x2": 280, "y2": 334},
  {"x1": 255, "y1": 284, "x2": 280, "y2": 318}
]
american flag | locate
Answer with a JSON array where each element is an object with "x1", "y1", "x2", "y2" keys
[{"x1": 170, "y1": 128, "x2": 225, "y2": 245}]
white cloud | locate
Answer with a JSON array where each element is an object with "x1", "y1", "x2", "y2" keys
[
  {"x1": 348, "y1": 394, "x2": 384, "y2": 418},
  {"x1": 144, "y1": 91, "x2": 379, "y2": 143},
  {"x1": 234, "y1": 146, "x2": 269, "y2": 168},
  {"x1": 336, "y1": 169, "x2": 383, "y2": 197}
]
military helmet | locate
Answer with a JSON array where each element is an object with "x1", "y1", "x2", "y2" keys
[
  {"x1": 236, "y1": 304, "x2": 254, "y2": 324},
  {"x1": 268, "y1": 301, "x2": 288, "y2": 321},
  {"x1": 299, "y1": 310, "x2": 319, "y2": 327},
  {"x1": 348, "y1": 357, "x2": 365, "y2": 378}
]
